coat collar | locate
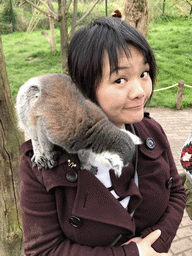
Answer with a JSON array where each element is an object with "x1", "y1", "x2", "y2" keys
[{"x1": 126, "y1": 112, "x2": 169, "y2": 160}]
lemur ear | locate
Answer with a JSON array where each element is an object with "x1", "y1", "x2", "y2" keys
[
  {"x1": 111, "y1": 9, "x2": 122, "y2": 18},
  {"x1": 122, "y1": 130, "x2": 142, "y2": 145}
]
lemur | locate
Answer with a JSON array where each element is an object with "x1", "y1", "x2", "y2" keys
[{"x1": 16, "y1": 73, "x2": 141, "y2": 177}]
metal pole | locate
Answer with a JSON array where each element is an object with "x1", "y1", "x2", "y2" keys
[
  {"x1": 10, "y1": 0, "x2": 16, "y2": 32},
  {"x1": 163, "y1": 0, "x2": 166, "y2": 14},
  {"x1": 105, "y1": 0, "x2": 107, "y2": 16}
]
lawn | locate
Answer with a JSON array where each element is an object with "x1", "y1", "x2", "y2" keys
[
  {"x1": 147, "y1": 17, "x2": 192, "y2": 108},
  {"x1": 1, "y1": 15, "x2": 192, "y2": 109}
]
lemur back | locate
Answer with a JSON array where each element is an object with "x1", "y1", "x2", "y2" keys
[{"x1": 16, "y1": 73, "x2": 141, "y2": 176}]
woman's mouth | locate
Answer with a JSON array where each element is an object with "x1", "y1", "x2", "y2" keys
[{"x1": 124, "y1": 104, "x2": 143, "y2": 110}]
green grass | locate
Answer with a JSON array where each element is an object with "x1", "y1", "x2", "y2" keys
[
  {"x1": 146, "y1": 17, "x2": 192, "y2": 108},
  {"x1": 2, "y1": 30, "x2": 62, "y2": 101}
]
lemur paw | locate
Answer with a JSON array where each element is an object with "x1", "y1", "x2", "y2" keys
[
  {"x1": 93, "y1": 152, "x2": 124, "y2": 177},
  {"x1": 122, "y1": 130, "x2": 142, "y2": 145},
  {"x1": 31, "y1": 151, "x2": 57, "y2": 170},
  {"x1": 31, "y1": 154, "x2": 46, "y2": 170}
]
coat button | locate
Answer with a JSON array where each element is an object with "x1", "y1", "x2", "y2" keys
[
  {"x1": 145, "y1": 137, "x2": 155, "y2": 149},
  {"x1": 66, "y1": 171, "x2": 78, "y2": 183},
  {"x1": 69, "y1": 216, "x2": 82, "y2": 228},
  {"x1": 167, "y1": 177, "x2": 174, "y2": 188}
]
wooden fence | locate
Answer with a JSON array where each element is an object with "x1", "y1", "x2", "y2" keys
[{"x1": 154, "y1": 80, "x2": 192, "y2": 110}]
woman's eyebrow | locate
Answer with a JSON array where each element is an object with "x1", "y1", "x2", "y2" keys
[
  {"x1": 110, "y1": 66, "x2": 130, "y2": 76},
  {"x1": 110, "y1": 60, "x2": 149, "y2": 76}
]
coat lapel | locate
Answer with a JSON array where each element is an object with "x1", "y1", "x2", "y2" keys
[{"x1": 72, "y1": 169, "x2": 141, "y2": 232}]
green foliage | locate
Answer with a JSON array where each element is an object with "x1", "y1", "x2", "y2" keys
[
  {"x1": 1, "y1": 2, "x2": 15, "y2": 23},
  {"x1": 146, "y1": 17, "x2": 192, "y2": 109},
  {"x1": 0, "y1": 1, "x2": 25, "y2": 34},
  {"x1": 0, "y1": 1, "x2": 17, "y2": 33},
  {"x1": 1, "y1": 30, "x2": 61, "y2": 102},
  {"x1": 148, "y1": 0, "x2": 192, "y2": 22},
  {"x1": 0, "y1": 22, "x2": 12, "y2": 35}
]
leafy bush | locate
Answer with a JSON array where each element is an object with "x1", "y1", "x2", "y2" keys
[
  {"x1": 1, "y1": 2, "x2": 17, "y2": 23},
  {"x1": 0, "y1": 22, "x2": 12, "y2": 34},
  {"x1": 0, "y1": 2, "x2": 28, "y2": 33}
]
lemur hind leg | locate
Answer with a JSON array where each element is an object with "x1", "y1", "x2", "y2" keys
[
  {"x1": 33, "y1": 118, "x2": 57, "y2": 170},
  {"x1": 28, "y1": 125, "x2": 45, "y2": 169}
]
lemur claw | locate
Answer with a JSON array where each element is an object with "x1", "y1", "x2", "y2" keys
[{"x1": 31, "y1": 151, "x2": 57, "y2": 170}]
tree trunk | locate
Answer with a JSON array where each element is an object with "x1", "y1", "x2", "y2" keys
[
  {"x1": 47, "y1": 0, "x2": 56, "y2": 54},
  {"x1": 70, "y1": 0, "x2": 78, "y2": 41},
  {"x1": 58, "y1": 0, "x2": 69, "y2": 74},
  {"x1": 42, "y1": 15, "x2": 56, "y2": 55},
  {"x1": 0, "y1": 35, "x2": 24, "y2": 255},
  {"x1": 123, "y1": 0, "x2": 148, "y2": 36}
]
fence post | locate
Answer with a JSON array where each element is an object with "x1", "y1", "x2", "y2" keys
[{"x1": 176, "y1": 79, "x2": 184, "y2": 110}]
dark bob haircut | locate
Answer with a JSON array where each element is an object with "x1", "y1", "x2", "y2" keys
[{"x1": 68, "y1": 17, "x2": 156, "y2": 103}]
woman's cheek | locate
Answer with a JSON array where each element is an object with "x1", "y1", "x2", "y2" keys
[{"x1": 145, "y1": 81, "x2": 153, "y2": 98}]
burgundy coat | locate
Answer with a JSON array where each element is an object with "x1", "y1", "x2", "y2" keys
[{"x1": 20, "y1": 112, "x2": 186, "y2": 256}]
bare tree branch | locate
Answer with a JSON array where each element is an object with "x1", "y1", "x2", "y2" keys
[
  {"x1": 47, "y1": 0, "x2": 56, "y2": 13},
  {"x1": 75, "y1": 0, "x2": 100, "y2": 27},
  {"x1": 76, "y1": 0, "x2": 100, "y2": 25},
  {"x1": 66, "y1": 0, "x2": 73, "y2": 12},
  {"x1": 70, "y1": 0, "x2": 77, "y2": 39},
  {"x1": 38, "y1": 0, "x2": 58, "y2": 19},
  {"x1": 186, "y1": 0, "x2": 192, "y2": 6},
  {"x1": 42, "y1": 31, "x2": 51, "y2": 43},
  {"x1": 24, "y1": 0, "x2": 58, "y2": 20}
]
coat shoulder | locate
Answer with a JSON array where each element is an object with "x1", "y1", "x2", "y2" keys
[
  {"x1": 136, "y1": 111, "x2": 168, "y2": 140},
  {"x1": 20, "y1": 140, "x2": 80, "y2": 191}
]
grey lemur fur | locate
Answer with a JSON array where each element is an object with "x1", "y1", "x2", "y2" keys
[{"x1": 16, "y1": 73, "x2": 141, "y2": 177}]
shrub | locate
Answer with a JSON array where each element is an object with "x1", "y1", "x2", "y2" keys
[
  {"x1": 0, "y1": 22, "x2": 12, "y2": 34},
  {"x1": 1, "y1": 2, "x2": 17, "y2": 24}
]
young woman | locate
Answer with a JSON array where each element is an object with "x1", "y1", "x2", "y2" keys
[{"x1": 19, "y1": 17, "x2": 186, "y2": 256}]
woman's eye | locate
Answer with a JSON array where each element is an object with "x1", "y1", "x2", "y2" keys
[
  {"x1": 115, "y1": 78, "x2": 126, "y2": 84},
  {"x1": 141, "y1": 71, "x2": 149, "y2": 78}
]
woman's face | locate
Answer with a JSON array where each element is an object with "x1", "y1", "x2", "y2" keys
[{"x1": 96, "y1": 46, "x2": 152, "y2": 129}]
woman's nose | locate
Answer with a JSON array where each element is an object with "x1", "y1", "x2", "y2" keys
[{"x1": 128, "y1": 79, "x2": 145, "y2": 99}]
